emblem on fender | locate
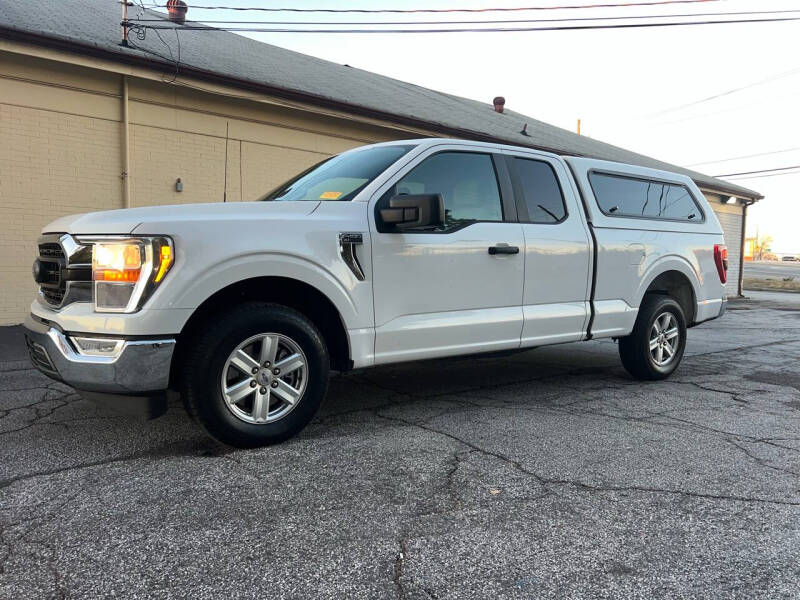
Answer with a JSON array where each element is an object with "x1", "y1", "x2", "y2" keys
[{"x1": 338, "y1": 232, "x2": 365, "y2": 281}]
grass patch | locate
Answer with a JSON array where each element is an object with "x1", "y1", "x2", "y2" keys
[{"x1": 743, "y1": 277, "x2": 800, "y2": 293}]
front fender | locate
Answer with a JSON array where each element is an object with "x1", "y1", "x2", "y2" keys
[{"x1": 167, "y1": 251, "x2": 368, "y2": 330}]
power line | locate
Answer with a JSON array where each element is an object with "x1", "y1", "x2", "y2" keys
[
  {"x1": 649, "y1": 65, "x2": 800, "y2": 117},
  {"x1": 650, "y1": 86, "x2": 800, "y2": 126},
  {"x1": 726, "y1": 169, "x2": 800, "y2": 181},
  {"x1": 688, "y1": 147, "x2": 800, "y2": 167},
  {"x1": 139, "y1": 0, "x2": 726, "y2": 14},
  {"x1": 128, "y1": 9, "x2": 800, "y2": 26},
  {"x1": 129, "y1": 16, "x2": 800, "y2": 33},
  {"x1": 715, "y1": 165, "x2": 800, "y2": 177}
]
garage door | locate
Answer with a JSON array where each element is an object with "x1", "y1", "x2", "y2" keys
[{"x1": 714, "y1": 208, "x2": 743, "y2": 297}]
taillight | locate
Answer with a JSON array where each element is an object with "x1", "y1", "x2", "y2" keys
[{"x1": 714, "y1": 244, "x2": 728, "y2": 284}]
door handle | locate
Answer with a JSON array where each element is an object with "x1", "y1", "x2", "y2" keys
[{"x1": 488, "y1": 245, "x2": 520, "y2": 255}]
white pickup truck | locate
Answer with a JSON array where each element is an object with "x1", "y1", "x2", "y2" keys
[{"x1": 24, "y1": 138, "x2": 728, "y2": 446}]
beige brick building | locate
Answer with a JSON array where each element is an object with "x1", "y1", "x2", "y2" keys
[
  {"x1": 0, "y1": 46, "x2": 432, "y2": 325},
  {"x1": 0, "y1": 0, "x2": 761, "y2": 325}
]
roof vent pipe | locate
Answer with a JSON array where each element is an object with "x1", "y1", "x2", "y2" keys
[
  {"x1": 493, "y1": 96, "x2": 505, "y2": 113},
  {"x1": 167, "y1": 0, "x2": 188, "y2": 24}
]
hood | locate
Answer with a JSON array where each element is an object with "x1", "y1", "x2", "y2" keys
[{"x1": 42, "y1": 201, "x2": 321, "y2": 235}]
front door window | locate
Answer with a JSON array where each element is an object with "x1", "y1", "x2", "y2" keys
[{"x1": 381, "y1": 151, "x2": 503, "y2": 231}]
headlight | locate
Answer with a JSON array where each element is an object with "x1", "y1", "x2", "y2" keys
[{"x1": 88, "y1": 237, "x2": 174, "y2": 313}]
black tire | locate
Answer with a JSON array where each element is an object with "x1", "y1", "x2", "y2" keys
[
  {"x1": 619, "y1": 294, "x2": 687, "y2": 380},
  {"x1": 181, "y1": 302, "x2": 329, "y2": 447}
]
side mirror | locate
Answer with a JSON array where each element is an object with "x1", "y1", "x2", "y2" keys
[{"x1": 379, "y1": 193, "x2": 445, "y2": 230}]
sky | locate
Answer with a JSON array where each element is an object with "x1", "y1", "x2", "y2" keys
[{"x1": 167, "y1": 0, "x2": 799, "y2": 253}]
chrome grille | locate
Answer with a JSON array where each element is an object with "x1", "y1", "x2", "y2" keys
[
  {"x1": 35, "y1": 234, "x2": 92, "y2": 309},
  {"x1": 41, "y1": 287, "x2": 66, "y2": 305},
  {"x1": 38, "y1": 243, "x2": 64, "y2": 259},
  {"x1": 37, "y1": 260, "x2": 61, "y2": 285}
]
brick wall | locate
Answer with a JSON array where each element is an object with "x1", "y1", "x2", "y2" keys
[
  {"x1": 0, "y1": 50, "x2": 409, "y2": 324},
  {"x1": 0, "y1": 103, "x2": 123, "y2": 323}
]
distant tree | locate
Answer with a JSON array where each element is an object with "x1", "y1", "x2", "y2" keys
[{"x1": 754, "y1": 234, "x2": 773, "y2": 261}]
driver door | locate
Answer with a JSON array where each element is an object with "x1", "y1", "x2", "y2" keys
[{"x1": 369, "y1": 146, "x2": 525, "y2": 364}]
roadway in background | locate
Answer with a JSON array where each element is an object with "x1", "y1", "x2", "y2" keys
[{"x1": 744, "y1": 260, "x2": 800, "y2": 279}]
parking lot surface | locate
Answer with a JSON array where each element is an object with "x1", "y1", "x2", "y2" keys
[{"x1": 1, "y1": 301, "x2": 799, "y2": 599}]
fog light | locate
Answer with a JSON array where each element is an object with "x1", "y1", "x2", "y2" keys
[{"x1": 70, "y1": 336, "x2": 125, "y2": 358}]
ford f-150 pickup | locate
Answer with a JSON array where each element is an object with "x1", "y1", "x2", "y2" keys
[{"x1": 24, "y1": 138, "x2": 728, "y2": 446}]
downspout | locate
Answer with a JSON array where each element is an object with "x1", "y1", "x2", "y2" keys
[
  {"x1": 739, "y1": 200, "x2": 750, "y2": 298},
  {"x1": 121, "y1": 74, "x2": 131, "y2": 209},
  {"x1": 738, "y1": 199, "x2": 750, "y2": 297}
]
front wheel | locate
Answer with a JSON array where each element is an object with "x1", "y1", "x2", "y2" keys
[
  {"x1": 181, "y1": 302, "x2": 329, "y2": 447},
  {"x1": 619, "y1": 295, "x2": 687, "y2": 380}
]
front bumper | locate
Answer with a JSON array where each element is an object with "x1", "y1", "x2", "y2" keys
[{"x1": 23, "y1": 315, "x2": 175, "y2": 417}]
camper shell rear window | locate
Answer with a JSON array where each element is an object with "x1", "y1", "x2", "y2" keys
[{"x1": 588, "y1": 171, "x2": 704, "y2": 223}]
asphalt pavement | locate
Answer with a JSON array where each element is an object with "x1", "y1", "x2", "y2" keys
[
  {"x1": 1, "y1": 299, "x2": 799, "y2": 599},
  {"x1": 744, "y1": 289, "x2": 800, "y2": 305}
]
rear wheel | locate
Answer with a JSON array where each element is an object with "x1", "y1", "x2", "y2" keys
[
  {"x1": 181, "y1": 302, "x2": 329, "y2": 447},
  {"x1": 619, "y1": 295, "x2": 686, "y2": 380}
]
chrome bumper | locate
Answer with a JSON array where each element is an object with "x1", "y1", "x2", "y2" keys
[{"x1": 23, "y1": 315, "x2": 175, "y2": 395}]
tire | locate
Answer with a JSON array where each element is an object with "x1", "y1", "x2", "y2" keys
[
  {"x1": 181, "y1": 302, "x2": 329, "y2": 447},
  {"x1": 619, "y1": 294, "x2": 687, "y2": 380}
]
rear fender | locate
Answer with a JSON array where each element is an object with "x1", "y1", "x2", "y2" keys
[{"x1": 635, "y1": 255, "x2": 702, "y2": 322}]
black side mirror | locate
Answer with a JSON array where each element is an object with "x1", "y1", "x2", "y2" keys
[{"x1": 379, "y1": 193, "x2": 445, "y2": 230}]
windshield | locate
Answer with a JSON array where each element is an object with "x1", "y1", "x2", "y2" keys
[{"x1": 260, "y1": 145, "x2": 415, "y2": 202}]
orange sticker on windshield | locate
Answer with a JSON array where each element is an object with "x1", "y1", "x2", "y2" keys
[{"x1": 320, "y1": 191, "x2": 342, "y2": 199}]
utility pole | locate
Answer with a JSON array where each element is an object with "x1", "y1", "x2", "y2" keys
[{"x1": 577, "y1": 119, "x2": 581, "y2": 135}]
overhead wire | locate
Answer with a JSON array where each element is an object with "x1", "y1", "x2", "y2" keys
[
  {"x1": 136, "y1": 0, "x2": 728, "y2": 14},
  {"x1": 126, "y1": 9, "x2": 800, "y2": 26},
  {"x1": 688, "y1": 147, "x2": 800, "y2": 167},
  {"x1": 649, "y1": 86, "x2": 800, "y2": 127},
  {"x1": 130, "y1": 0, "x2": 183, "y2": 81},
  {"x1": 126, "y1": 16, "x2": 800, "y2": 33},
  {"x1": 648, "y1": 65, "x2": 800, "y2": 117},
  {"x1": 715, "y1": 165, "x2": 800, "y2": 178},
  {"x1": 725, "y1": 170, "x2": 800, "y2": 181}
]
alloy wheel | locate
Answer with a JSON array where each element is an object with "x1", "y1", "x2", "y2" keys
[
  {"x1": 649, "y1": 312, "x2": 680, "y2": 367},
  {"x1": 220, "y1": 333, "x2": 308, "y2": 424}
]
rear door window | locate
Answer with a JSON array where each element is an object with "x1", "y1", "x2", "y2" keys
[
  {"x1": 513, "y1": 158, "x2": 567, "y2": 223},
  {"x1": 589, "y1": 172, "x2": 703, "y2": 222}
]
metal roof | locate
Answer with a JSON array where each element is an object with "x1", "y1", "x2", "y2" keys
[{"x1": 0, "y1": 0, "x2": 761, "y2": 200}]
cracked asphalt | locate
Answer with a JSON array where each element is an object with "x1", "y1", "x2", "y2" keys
[{"x1": 1, "y1": 299, "x2": 800, "y2": 599}]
